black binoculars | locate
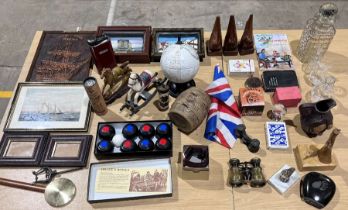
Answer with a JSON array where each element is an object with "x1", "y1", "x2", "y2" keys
[{"x1": 228, "y1": 157, "x2": 266, "y2": 188}]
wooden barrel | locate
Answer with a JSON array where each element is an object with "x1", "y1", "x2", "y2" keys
[{"x1": 169, "y1": 87, "x2": 211, "y2": 134}]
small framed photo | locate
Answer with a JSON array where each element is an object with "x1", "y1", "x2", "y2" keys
[
  {"x1": 5, "y1": 83, "x2": 91, "y2": 132},
  {"x1": 97, "y1": 26, "x2": 151, "y2": 63},
  {"x1": 41, "y1": 135, "x2": 92, "y2": 167},
  {"x1": 151, "y1": 28, "x2": 205, "y2": 62},
  {"x1": 0, "y1": 132, "x2": 48, "y2": 166}
]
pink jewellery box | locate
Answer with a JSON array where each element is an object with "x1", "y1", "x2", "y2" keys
[{"x1": 273, "y1": 86, "x2": 302, "y2": 107}]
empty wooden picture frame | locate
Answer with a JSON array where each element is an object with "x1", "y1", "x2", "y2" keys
[
  {"x1": 0, "y1": 132, "x2": 48, "y2": 166},
  {"x1": 97, "y1": 26, "x2": 151, "y2": 63},
  {"x1": 41, "y1": 135, "x2": 92, "y2": 167}
]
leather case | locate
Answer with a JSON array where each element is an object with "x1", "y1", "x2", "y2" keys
[
  {"x1": 88, "y1": 36, "x2": 117, "y2": 74},
  {"x1": 262, "y1": 70, "x2": 299, "y2": 92}
]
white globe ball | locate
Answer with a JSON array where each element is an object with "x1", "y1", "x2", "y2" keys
[{"x1": 160, "y1": 44, "x2": 200, "y2": 83}]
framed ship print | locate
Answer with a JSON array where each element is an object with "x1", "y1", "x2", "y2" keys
[
  {"x1": 151, "y1": 28, "x2": 205, "y2": 62},
  {"x1": 97, "y1": 26, "x2": 151, "y2": 63},
  {"x1": 5, "y1": 83, "x2": 91, "y2": 132},
  {"x1": 26, "y1": 31, "x2": 95, "y2": 82}
]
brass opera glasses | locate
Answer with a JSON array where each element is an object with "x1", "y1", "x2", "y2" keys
[
  {"x1": 228, "y1": 157, "x2": 266, "y2": 188},
  {"x1": 294, "y1": 128, "x2": 341, "y2": 171}
]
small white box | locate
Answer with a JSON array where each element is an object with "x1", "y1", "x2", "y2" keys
[
  {"x1": 265, "y1": 121, "x2": 289, "y2": 149},
  {"x1": 228, "y1": 59, "x2": 255, "y2": 76},
  {"x1": 268, "y1": 164, "x2": 301, "y2": 195}
]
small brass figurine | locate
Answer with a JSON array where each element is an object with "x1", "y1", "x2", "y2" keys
[
  {"x1": 238, "y1": 14, "x2": 254, "y2": 55},
  {"x1": 223, "y1": 15, "x2": 238, "y2": 56},
  {"x1": 318, "y1": 128, "x2": 341, "y2": 164},
  {"x1": 294, "y1": 128, "x2": 340, "y2": 171},
  {"x1": 279, "y1": 167, "x2": 295, "y2": 183},
  {"x1": 101, "y1": 61, "x2": 132, "y2": 104},
  {"x1": 206, "y1": 16, "x2": 223, "y2": 56}
]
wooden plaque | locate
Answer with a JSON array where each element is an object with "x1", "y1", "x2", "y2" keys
[{"x1": 26, "y1": 31, "x2": 95, "y2": 82}]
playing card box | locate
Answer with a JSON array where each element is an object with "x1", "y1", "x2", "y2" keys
[{"x1": 265, "y1": 121, "x2": 289, "y2": 149}]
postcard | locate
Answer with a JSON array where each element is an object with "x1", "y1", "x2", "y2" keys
[
  {"x1": 254, "y1": 34, "x2": 295, "y2": 71},
  {"x1": 228, "y1": 59, "x2": 255, "y2": 75},
  {"x1": 95, "y1": 167, "x2": 169, "y2": 194}
]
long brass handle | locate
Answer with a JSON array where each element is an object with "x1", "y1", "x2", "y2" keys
[{"x1": 0, "y1": 177, "x2": 45, "y2": 193}]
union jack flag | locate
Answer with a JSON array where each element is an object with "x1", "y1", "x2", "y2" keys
[{"x1": 204, "y1": 64, "x2": 243, "y2": 149}]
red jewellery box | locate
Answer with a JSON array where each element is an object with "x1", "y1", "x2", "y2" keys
[{"x1": 273, "y1": 86, "x2": 302, "y2": 107}]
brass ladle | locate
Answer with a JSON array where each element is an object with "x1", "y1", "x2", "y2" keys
[{"x1": 0, "y1": 177, "x2": 76, "y2": 207}]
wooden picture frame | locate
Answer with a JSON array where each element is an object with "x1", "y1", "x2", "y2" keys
[
  {"x1": 97, "y1": 26, "x2": 151, "y2": 63},
  {"x1": 0, "y1": 132, "x2": 48, "y2": 166},
  {"x1": 4, "y1": 82, "x2": 91, "y2": 132},
  {"x1": 26, "y1": 31, "x2": 95, "y2": 82},
  {"x1": 41, "y1": 135, "x2": 92, "y2": 167},
  {"x1": 151, "y1": 28, "x2": 205, "y2": 62}
]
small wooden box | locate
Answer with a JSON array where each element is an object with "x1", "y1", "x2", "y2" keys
[
  {"x1": 239, "y1": 87, "x2": 265, "y2": 116},
  {"x1": 273, "y1": 86, "x2": 302, "y2": 107}
]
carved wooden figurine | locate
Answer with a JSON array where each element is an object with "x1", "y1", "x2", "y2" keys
[
  {"x1": 223, "y1": 15, "x2": 238, "y2": 56},
  {"x1": 120, "y1": 70, "x2": 159, "y2": 116},
  {"x1": 238, "y1": 14, "x2": 255, "y2": 55},
  {"x1": 100, "y1": 61, "x2": 132, "y2": 104},
  {"x1": 206, "y1": 16, "x2": 223, "y2": 56},
  {"x1": 294, "y1": 128, "x2": 340, "y2": 171}
]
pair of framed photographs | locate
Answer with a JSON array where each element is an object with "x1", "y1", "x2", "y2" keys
[
  {"x1": 0, "y1": 133, "x2": 92, "y2": 167},
  {"x1": 96, "y1": 26, "x2": 205, "y2": 63}
]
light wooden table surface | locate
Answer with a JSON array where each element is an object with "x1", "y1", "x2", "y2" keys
[{"x1": 0, "y1": 30, "x2": 347, "y2": 210}]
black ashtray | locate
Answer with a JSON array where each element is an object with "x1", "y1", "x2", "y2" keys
[
  {"x1": 95, "y1": 120, "x2": 173, "y2": 159},
  {"x1": 182, "y1": 145, "x2": 209, "y2": 171}
]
